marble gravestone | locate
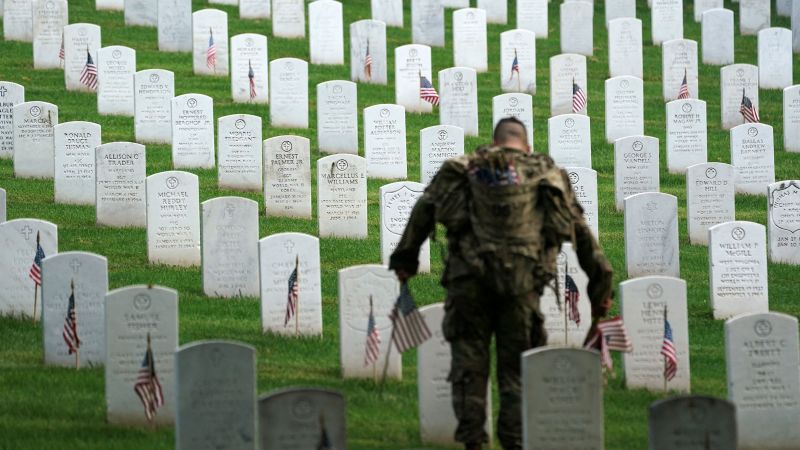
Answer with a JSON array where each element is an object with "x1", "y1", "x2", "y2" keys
[
  {"x1": 230, "y1": 33, "x2": 268, "y2": 105},
  {"x1": 97, "y1": 46, "x2": 136, "y2": 116},
  {"x1": 171, "y1": 93, "x2": 215, "y2": 169},
  {"x1": 662, "y1": 39, "x2": 699, "y2": 101},
  {"x1": 547, "y1": 114, "x2": 590, "y2": 169},
  {"x1": 0, "y1": 219, "x2": 58, "y2": 319},
  {"x1": 666, "y1": 99, "x2": 707, "y2": 174},
  {"x1": 651, "y1": 0, "x2": 682, "y2": 45},
  {"x1": 725, "y1": 312, "x2": 800, "y2": 449},
  {"x1": 567, "y1": 168, "x2": 599, "y2": 237},
  {"x1": 95, "y1": 142, "x2": 147, "y2": 227},
  {"x1": 420, "y1": 125, "x2": 464, "y2": 185},
  {"x1": 209, "y1": 0, "x2": 236, "y2": 6},
  {"x1": 740, "y1": 0, "x2": 770, "y2": 35},
  {"x1": 539, "y1": 243, "x2": 593, "y2": 346},
  {"x1": 686, "y1": 162, "x2": 736, "y2": 245},
  {"x1": 624, "y1": 193, "x2": 680, "y2": 278},
  {"x1": 608, "y1": 18, "x2": 643, "y2": 79},
  {"x1": 157, "y1": 0, "x2": 192, "y2": 52},
  {"x1": 272, "y1": 0, "x2": 304, "y2": 39},
  {"x1": 134, "y1": 69, "x2": 174, "y2": 144},
  {"x1": 338, "y1": 265, "x2": 401, "y2": 379},
  {"x1": 32, "y1": 0, "x2": 68, "y2": 69},
  {"x1": 767, "y1": 180, "x2": 800, "y2": 264},
  {"x1": 217, "y1": 114, "x2": 262, "y2": 192},
  {"x1": 125, "y1": 0, "x2": 156, "y2": 27},
  {"x1": 477, "y1": 0, "x2": 506, "y2": 24},
  {"x1": 53, "y1": 121, "x2": 101, "y2": 205},
  {"x1": 364, "y1": 104, "x2": 407, "y2": 179},
  {"x1": 176, "y1": 341, "x2": 257, "y2": 450},
  {"x1": 308, "y1": 0, "x2": 343, "y2": 65},
  {"x1": 439, "y1": 68, "x2": 479, "y2": 137},
  {"x1": 758, "y1": 28, "x2": 793, "y2": 90},
  {"x1": 263, "y1": 135, "x2": 312, "y2": 219},
  {"x1": 560, "y1": 1, "x2": 593, "y2": 56},
  {"x1": 702, "y1": 9, "x2": 734, "y2": 65},
  {"x1": 730, "y1": 123, "x2": 775, "y2": 195},
  {"x1": 146, "y1": 171, "x2": 201, "y2": 267},
  {"x1": 795, "y1": 3, "x2": 800, "y2": 54},
  {"x1": 493, "y1": 93, "x2": 534, "y2": 147},
  {"x1": 371, "y1": 0, "x2": 402, "y2": 27},
  {"x1": 720, "y1": 64, "x2": 759, "y2": 130},
  {"x1": 258, "y1": 232, "x2": 322, "y2": 336},
  {"x1": 41, "y1": 251, "x2": 107, "y2": 367},
  {"x1": 621, "y1": 276, "x2": 691, "y2": 392},
  {"x1": 201, "y1": 197, "x2": 260, "y2": 298},
  {"x1": 4, "y1": 0, "x2": 33, "y2": 41},
  {"x1": 13, "y1": 101, "x2": 58, "y2": 179},
  {"x1": 778, "y1": 0, "x2": 791, "y2": 16},
  {"x1": 240, "y1": 0, "x2": 269, "y2": 19},
  {"x1": 522, "y1": 348, "x2": 603, "y2": 449},
  {"x1": 0, "y1": 188, "x2": 5, "y2": 222},
  {"x1": 259, "y1": 388, "x2": 346, "y2": 450},
  {"x1": 317, "y1": 80, "x2": 358, "y2": 154},
  {"x1": 500, "y1": 29, "x2": 536, "y2": 94},
  {"x1": 412, "y1": 0, "x2": 444, "y2": 47},
  {"x1": 614, "y1": 136, "x2": 660, "y2": 211},
  {"x1": 105, "y1": 285, "x2": 177, "y2": 426},
  {"x1": 395, "y1": 44, "x2": 433, "y2": 114},
  {"x1": 709, "y1": 221, "x2": 769, "y2": 319},
  {"x1": 517, "y1": 0, "x2": 547, "y2": 39},
  {"x1": 784, "y1": 86, "x2": 800, "y2": 152},
  {"x1": 550, "y1": 54, "x2": 587, "y2": 116},
  {"x1": 380, "y1": 182, "x2": 430, "y2": 272},
  {"x1": 648, "y1": 396, "x2": 737, "y2": 449},
  {"x1": 269, "y1": 58, "x2": 308, "y2": 129},
  {"x1": 63, "y1": 23, "x2": 101, "y2": 93},
  {"x1": 695, "y1": 0, "x2": 723, "y2": 21},
  {"x1": 192, "y1": 9, "x2": 228, "y2": 77},
  {"x1": 442, "y1": 0, "x2": 469, "y2": 6},
  {"x1": 0, "y1": 81, "x2": 24, "y2": 160},
  {"x1": 317, "y1": 155, "x2": 367, "y2": 238},
  {"x1": 605, "y1": 76, "x2": 644, "y2": 143},
  {"x1": 453, "y1": 8, "x2": 488, "y2": 72},
  {"x1": 605, "y1": 0, "x2": 635, "y2": 24},
  {"x1": 350, "y1": 20, "x2": 388, "y2": 85}
]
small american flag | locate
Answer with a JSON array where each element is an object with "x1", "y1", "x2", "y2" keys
[
  {"x1": 62, "y1": 281, "x2": 80, "y2": 355},
  {"x1": 206, "y1": 28, "x2": 217, "y2": 71},
  {"x1": 739, "y1": 88, "x2": 760, "y2": 123},
  {"x1": 509, "y1": 49, "x2": 520, "y2": 80},
  {"x1": 364, "y1": 41, "x2": 373, "y2": 80},
  {"x1": 248, "y1": 59, "x2": 257, "y2": 100},
  {"x1": 565, "y1": 273, "x2": 580, "y2": 326},
  {"x1": 284, "y1": 256, "x2": 299, "y2": 327},
  {"x1": 29, "y1": 232, "x2": 45, "y2": 286},
  {"x1": 677, "y1": 69, "x2": 690, "y2": 100},
  {"x1": 364, "y1": 296, "x2": 381, "y2": 367},
  {"x1": 661, "y1": 312, "x2": 677, "y2": 382},
  {"x1": 317, "y1": 414, "x2": 336, "y2": 450},
  {"x1": 58, "y1": 33, "x2": 64, "y2": 62},
  {"x1": 572, "y1": 78, "x2": 587, "y2": 113},
  {"x1": 419, "y1": 73, "x2": 440, "y2": 106},
  {"x1": 133, "y1": 333, "x2": 164, "y2": 421},
  {"x1": 79, "y1": 49, "x2": 98, "y2": 90},
  {"x1": 584, "y1": 316, "x2": 633, "y2": 371},
  {"x1": 389, "y1": 284, "x2": 431, "y2": 353}
]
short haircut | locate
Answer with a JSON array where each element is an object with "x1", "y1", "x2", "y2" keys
[{"x1": 493, "y1": 117, "x2": 528, "y2": 145}]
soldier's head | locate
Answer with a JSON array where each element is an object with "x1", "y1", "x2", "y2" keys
[{"x1": 493, "y1": 117, "x2": 530, "y2": 153}]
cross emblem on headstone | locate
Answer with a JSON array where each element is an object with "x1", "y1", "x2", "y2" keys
[
  {"x1": 284, "y1": 240, "x2": 295, "y2": 254},
  {"x1": 20, "y1": 225, "x2": 33, "y2": 240},
  {"x1": 0, "y1": 86, "x2": 6, "y2": 97},
  {"x1": 69, "y1": 258, "x2": 81, "y2": 273}
]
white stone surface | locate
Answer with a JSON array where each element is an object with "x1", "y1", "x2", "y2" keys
[
  {"x1": 695, "y1": 0, "x2": 723, "y2": 21},
  {"x1": 453, "y1": 8, "x2": 488, "y2": 72},
  {"x1": 550, "y1": 53, "x2": 587, "y2": 116},
  {"x1": 134, "y1": 69, "x2": 174, "y2": 144},
  {"x1": 548, "y1": 114, "x2": 590, "y2": 169},
  {"x1": 95, "y1": 142, "x2": 146, "y2": 227},
  {"x1": 605, "y1": 0, "x2": 635, "y2": 25},
  {"x1": 258, "y1": 389, "x2": 346, "y2": 450},
  {"x1": 32, "y1": 0, "x2": 68, "y2": 69},
  {"x1": 380, "y1": 182, "x2": 430, "y2": 272},
  {"x1": 97, "y1": 46, "x2": 136, "y2": 116},
  {"x1": 758, "y1": 28, "x2": 793, "y2": 89},
  {"x1": 614, "y1": 135, "x2": 660, "y2": 211},
  {"x1": 272, "y1": 0, "x2": 304, "y2": 38},
  {"x1": 494, "y1": 93, "x2": 534, "y2": 146},
  {"x1": 778, "y1": 0, "x2": 792, "y2": 16},
  {"x1": 170, "y1": 93, "x2": 214, "y2": 169},
  {"x1": 568, "y1": 168, "x2": 599, "y2": 237},
  {"x1": 442, "y1": 0, "x2": 469, "y2": 7},
  {"x1": 263, "y1": 135, "x2": 312, "y2": 219},
  {"x1": 477, "y1": 0, "x2": 506, "y2": 23},
  {"x1": 767, "y1": 180, "x2": 800, "y2": 264},
  {"x1": 420, "y1": 125, "x2": 464, "y2": 185},
  {"x1": 794, "y1": 1, "x2": 800, "y2": 53},
  {"x1": 662, "y1": 39, "x2": 699, "y2": 101},
  {"x1": 560, "y1": 1, "x2": 593, "y2": 56},
  {"x1": 412, "y1": 0, "x2": 444, "y2": 47},
  {"x1": 608, "y1": 18, "x2": 643, "y2": 78},
  {"x1": 230, "y1": 33, "x2": 268, "y2": 104},
  {"x1": 146, "y1": 171, "x2": 201, "y2": 267},
  {"x1": 269, "y1": 58, "x2": 308, "y2": 128},
  {"x1": 96, "y1": 0, "x2": 123, "y2": 10},
  {"x1": 709, "y1": 221, "x2": 769, "y2": 319},
  {"x1": 309, "y1": 0, "x2": 343, "y2": 65},
  {"x1": 651, "y1": 0, "x2": 682, "y2": 45},
  {"x1": 500, "y1": 29, "x2": 536, "y2": 94},
  {"x1": 395, "y1": 44, "x2": 433, "y2": 114},
  {"x1": 702, "y1": 9, "x2": 734, "y2": 65},
  {"x1": 240, "y1": 0, "x2": 269, "y2": 19},
  {"x1": 0, "y1": 219, "x2": 58, "y2": 319},
  {"x1": 364, "y1": 104, "x2": 407, "y2": 179},
  {"x1": 624, "y1": 192, "x2": 680, "y2": 278},
  {"x1": 317, "y1": 80, "x2": 358, "y2": 154},
  {"x1": 605, "y1": 76, "x2": 644, "y2": 143},
  {"x1": 63, "y1": 23, "x2": 101, "y2": 93},
  {"x1": 371, "y1": 0, "x2": 402, "y2": 27},
  {"x1": 686, "y1": 162, "x2": 736, "y2": 245},
  {"x1": 125, "y1": 0, "x2": 156, "y2": 26},
  {"x1": 517, "y1": 0, "x2": 548, "y2": 39},
  {"x1": 157, "y1": 0, "x2": 192, "y2": 52},
  {"x1": 539, "y1": 244, "x2": 592, "y2": 346},
  {"x1": 665, "y1": 99, "x2": 707, "y2": 174},
  {"x1": 730, "y1": 123, "x2": 775, "y2": 195},
  {"x1": 720, "y1": 64, "x2": 759, "y2": 130},
  {"x1": 0, "y1": 188, "x2": 5, "y2": 223},
  {"x1": 54, "y1": 121, "x2": 101, "y2": 205},
  {"x1": 192, "y1": 9, "x2": 228, "y2": 76},
  {"x1": 13, "y1": 101, "x2": 58, "y2": 179},
  {"x1": 4, "y1": 0, "x2": 33, "y2": 41},
  {"x1": 740, "y1": 0, "x2": 770, "y2": 35},
  {"x1": 217, "y1": 114, "x2": 263, "y2": 191},
  {"x1": 785, "y1": 85, "x2": 800, "y2": 152},
  {"x1": 350, "y1": 19, "x2": 388, "y2": 85},
  {"x1": 317, "y1": 154, "x2": 368, "y2": 239},
  {"x1": 0, "y1": 81, "x2": 24, "y2": 160},
  {"x1": 439, "y1": 68, "x2": 479, "y2": 137}
]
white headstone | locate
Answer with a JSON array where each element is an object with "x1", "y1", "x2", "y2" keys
[
  {"x1": 662, "y1": 39, "x2": 699, "y2": 101},
  {"x1": 493, "y1": 93, "x2": 534, "y2": 146},
  {"x1": 54, "y1": 121, "x2": 101, "y2": 205},
  {"x1": 567, "y1": 168, "x2": 599, "y2": 237},
  {"x1": 218, "y1": 114, "x2": 263, "y2": 191},
  {"x1": 785, "y1": 85, "x2": 800, "y2": 152},
  {"x1": 517, "y1": 0, "x2": 548, "y2": 39},
  {"x1": 240, "y1": 0, "x2": 269, "y2": 19},
  {"x1": 272, "y1": 0, "x2": 305, "y2": 39},
  {"x1": 0, "y1": 81, "x2": 24, "y2": 160},
  {"x1": 606, "y1": 0, "x2": 635, "y2": 24},
  {"x1": 730, "y1": 123, "x2": 775, "y2": 195},
  {"x1": 702, "y1": 9, "x2": 734, "y2": 65},
  {"x1": 740, "y1": 0, "x2": 770, "y2": 35},
  {"x1": 550, "y1": 54, "x2": 588, "y2": 116},
  {"x1": 157, "y1": 0, "x2": 192, "y2": 52},
  {"x1": 500, "y1": 29, "x2": 536, "y2": 94},
  {"x1": 686, "y1": 162, "x2": 736, "y2": 245},
  {"x1": 651, "y1": 0, "x2": 682, "y2": 45},
  {"x1": 95, "y1": 142, "x2": 147, "y2": 227},
  {"x1": 13, "y1": 101, "x2": 58, "y2": 179},
  {"x1": 539, "y1": 243, "x2": 594, "y2": 346},
  {"x1": 453, "y1": 8, "x2": 488, "y2": 72},
  {"x1": 32, "y1": 0, "x2": 68, "y2": 69},
  {"x1": 230, "y1": 33, "x2": 268, "y2": 104},
  {"x1": 605, "y1": 76, "x2": 644, "y2": 143},
  {"x1": 170, "y1": 93, "x2": 214, "y2": 169},
  {"x1": 420, "y1": 125, "x2": 465, "y2": 185},
  {"x1": 794, "y1": 1, "x2": 800, "y2": 54},
  {"x1": 192, "y1": 9, "x2": 228, "y2": 76},
  {"x1": 725, "y1": 312, "x2": 800, "y2": 449},
  {"x1": 63, "y1": 23, "x2": 101, "y2": 93},
  {"x1": 620, "y1": 276, "x2": 691, "y2": 392},
  {"x1": 758, "y1": 28, "x2": 793, "y2": 89},
  {"x1": 364, "y1": 104, "x2": 407, "y2": 179},
  {"x1": 624, "y1": 192, "x2": 680, "y2": 278},
  {"x1": 125, "y1": 0, "x2": 156, "y2": 26},
  {"x1": 395, "y1": 44, "x2": 433, "y2": 114},
  {"x1": 0, "y1": 219, "x2": 57, "y2": 319},
  {"x1": 317, "y1": 80, "x2": 358, "y2": 154},
  {"x1": 767, "y1": 180, "x2": 800, "y2": 264},
  {"x1": 412, "y1": 0, "x2": 445, "y2": 47},
  {"x1": 608, "y1": 18, "x2": 643, "y2": 78},
  {"x1": 371, "y1": 0, "x2": 402, "y2": 27},
  {"x1": 695, "y1": 0, "x2": 723, "y2": 21},
  {"x1": 442, "y1": 0, "x2": 469, "y2": 7},
  {"x1": 665, "y1": 99, "x2": 707, "y2": 174},
  {"x1": 709, "y1": 221, "x2": 769, "y2": 319},
  {"x1": 720, "y1": 64, "x2": 759, "y2": 130},
  {"x1": 0, "y1": 188, "x2": 5, "y2": 222},
  {"x1": 778, "y1": 0, "x2": 792, "y2": 16},
  {"x1": 317, "y1": 154, "x2": 368, "y2": 239},
  {"x1": 263, "y1": 135, "x2": 312, "y2": 219},
  {"x1": 105, "y1": 285, "x2": 177, "y2": 425},
  {"x1": 338, "y1": 265, "x2": 401, "y2": 379},
  {"x1": 97, "y1": 46, "x2": 136, "y2": 116},
  {"x1": 269, "y1": 58, "x2": 308, "y2": 128},
  {"x1": 560, "y1": 1, "x2": 593, "y2": 56},
  {"x1": 134, "y1": 69, "x2": 174, "y2": 144},
  {"x1": 146, "y1": 171, "x2": 201, "y2": 267},
  {"x1": 42, "y1": 251, "x2": 107, "y2": 367},
  {"x1": 439, "y1": 68, "x2": 479, "y2": 137},
  {"x1": 548, "y1": 114, "x2": 591, "y2": 169},
  {"x1": 350, "y1": 19, "x2": 388, "y2": 85},
  {"x1": 614, "y1": 135, "x2": 660, "y2": 210},
  {"x1": 96, "y1": 0, "x2": 122, "y2": 10},
  {"x1": 477, "y1": 0, "x2": 506, "y2": 23},
  {"x1": 3, "y1": 0, "x2": 33, "y2": 41},
  {"x1": 309, "y1": 0, "x2": 343, "y2": 65},
  {"x1": 258, "y1": 232, "x2": 322, "y2": 336},
  {"x1": 258, "y1": 388, "x2": 346, "y2": 449},
  {"x1": 380, "y1": 182, "x2": 430, "y2": 271}
]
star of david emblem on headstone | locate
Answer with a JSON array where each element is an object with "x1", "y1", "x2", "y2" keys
[
  {"x1": 438, "y1": 130, "x2": 448, "y2": 140},
  {"x1": 0, "y1": 86, "x2": 6, "y2": 97},
  {"x1": 646, "y1": 283, "x2": 663, "y2": 299},
  {"x1": 149, "y1": 73, "x2": 160, "y2": 83},
  {"x1": 747, "y1": 127, "x2": 758, "y2": 137},
  {"x1": 284, "y1": 240, "x2": 295, "y2": 254},
  {"x1": 70, "y1": 258, "x2": 82, "y2": 273},
  {"x1": 186, "y1": 98, "x2": 197, "y2": 108},
  {"x1": 235, "y1": 119, "x2": 246, "y2": 129},
  {"x1": 632, "y1": 141, "x2": 643, "y2": 151},
  {"x1": 20, "y1": 225, "x2": 33, "y2": 240},
  {"x1": 380, "y1": 108, "x2": 390, "y2": 118},
  {"x1": 731, "y1": 227, "x2": 746, "y2": 241},
  {"x1": 166, "y1": 176, "x2": 179, "y2": 189},
  {"x1": 682, "y1": 103, "x2": 693, "y2": 113},
  {"x1": 30, "y1": 106, "x2": 41, "y2": 117},
  {"x1": 281, "y1": 141, "x2": 293, "y2": 152},
  {"x1": 568, "y1": 172, "x2": 579, "y2": 185},
  {"x1": 565, "y1": 118, "x2": 575, "y2": 128},
  {"x1": 705, "y1": 167, "x2": 717, "y2": 179},
  {"x1": 753, "y1": 319, "x2": 772, "y2": 337},
  {"x1": 133, "y1": 294, "x2": 151, "y2": 311},
  {"x1": 335, "y1": 159, "x2": 348, "y2": 171},
  {"x1": 509, "y1": 97, "x2": 519, "y2": 107}
]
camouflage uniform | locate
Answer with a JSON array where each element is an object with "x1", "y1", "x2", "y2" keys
[{"x1": 389, "y1": 146, "x2": 613, "y2": 449}]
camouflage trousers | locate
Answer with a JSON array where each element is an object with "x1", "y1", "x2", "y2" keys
[{"x1": 442, "y1": 275, "x2": 547, "y2": 450}]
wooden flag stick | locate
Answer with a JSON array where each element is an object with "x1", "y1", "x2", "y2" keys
[{"x1": 32, "y1": 284, "x2": 38, "y2": 323}]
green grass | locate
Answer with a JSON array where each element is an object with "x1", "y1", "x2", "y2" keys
[{"x1": 0, "y1": 0, "x2": 798, "y2": 449}]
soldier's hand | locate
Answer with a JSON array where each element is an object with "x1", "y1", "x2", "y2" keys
[
  {"x1": 393, "y1": 268, "x2": 412, "y2": 283},
  {"x1": 592, "y1": 297, "x2": 613, "y2": 318}
]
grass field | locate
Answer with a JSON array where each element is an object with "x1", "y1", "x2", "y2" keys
[{"x1": 0, "y1": 0, "x2": 798, "y2": 448}]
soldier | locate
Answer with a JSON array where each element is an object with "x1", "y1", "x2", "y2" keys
[{"x1": 389, "y1": 118, "x2": 613, "y2": 450}]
